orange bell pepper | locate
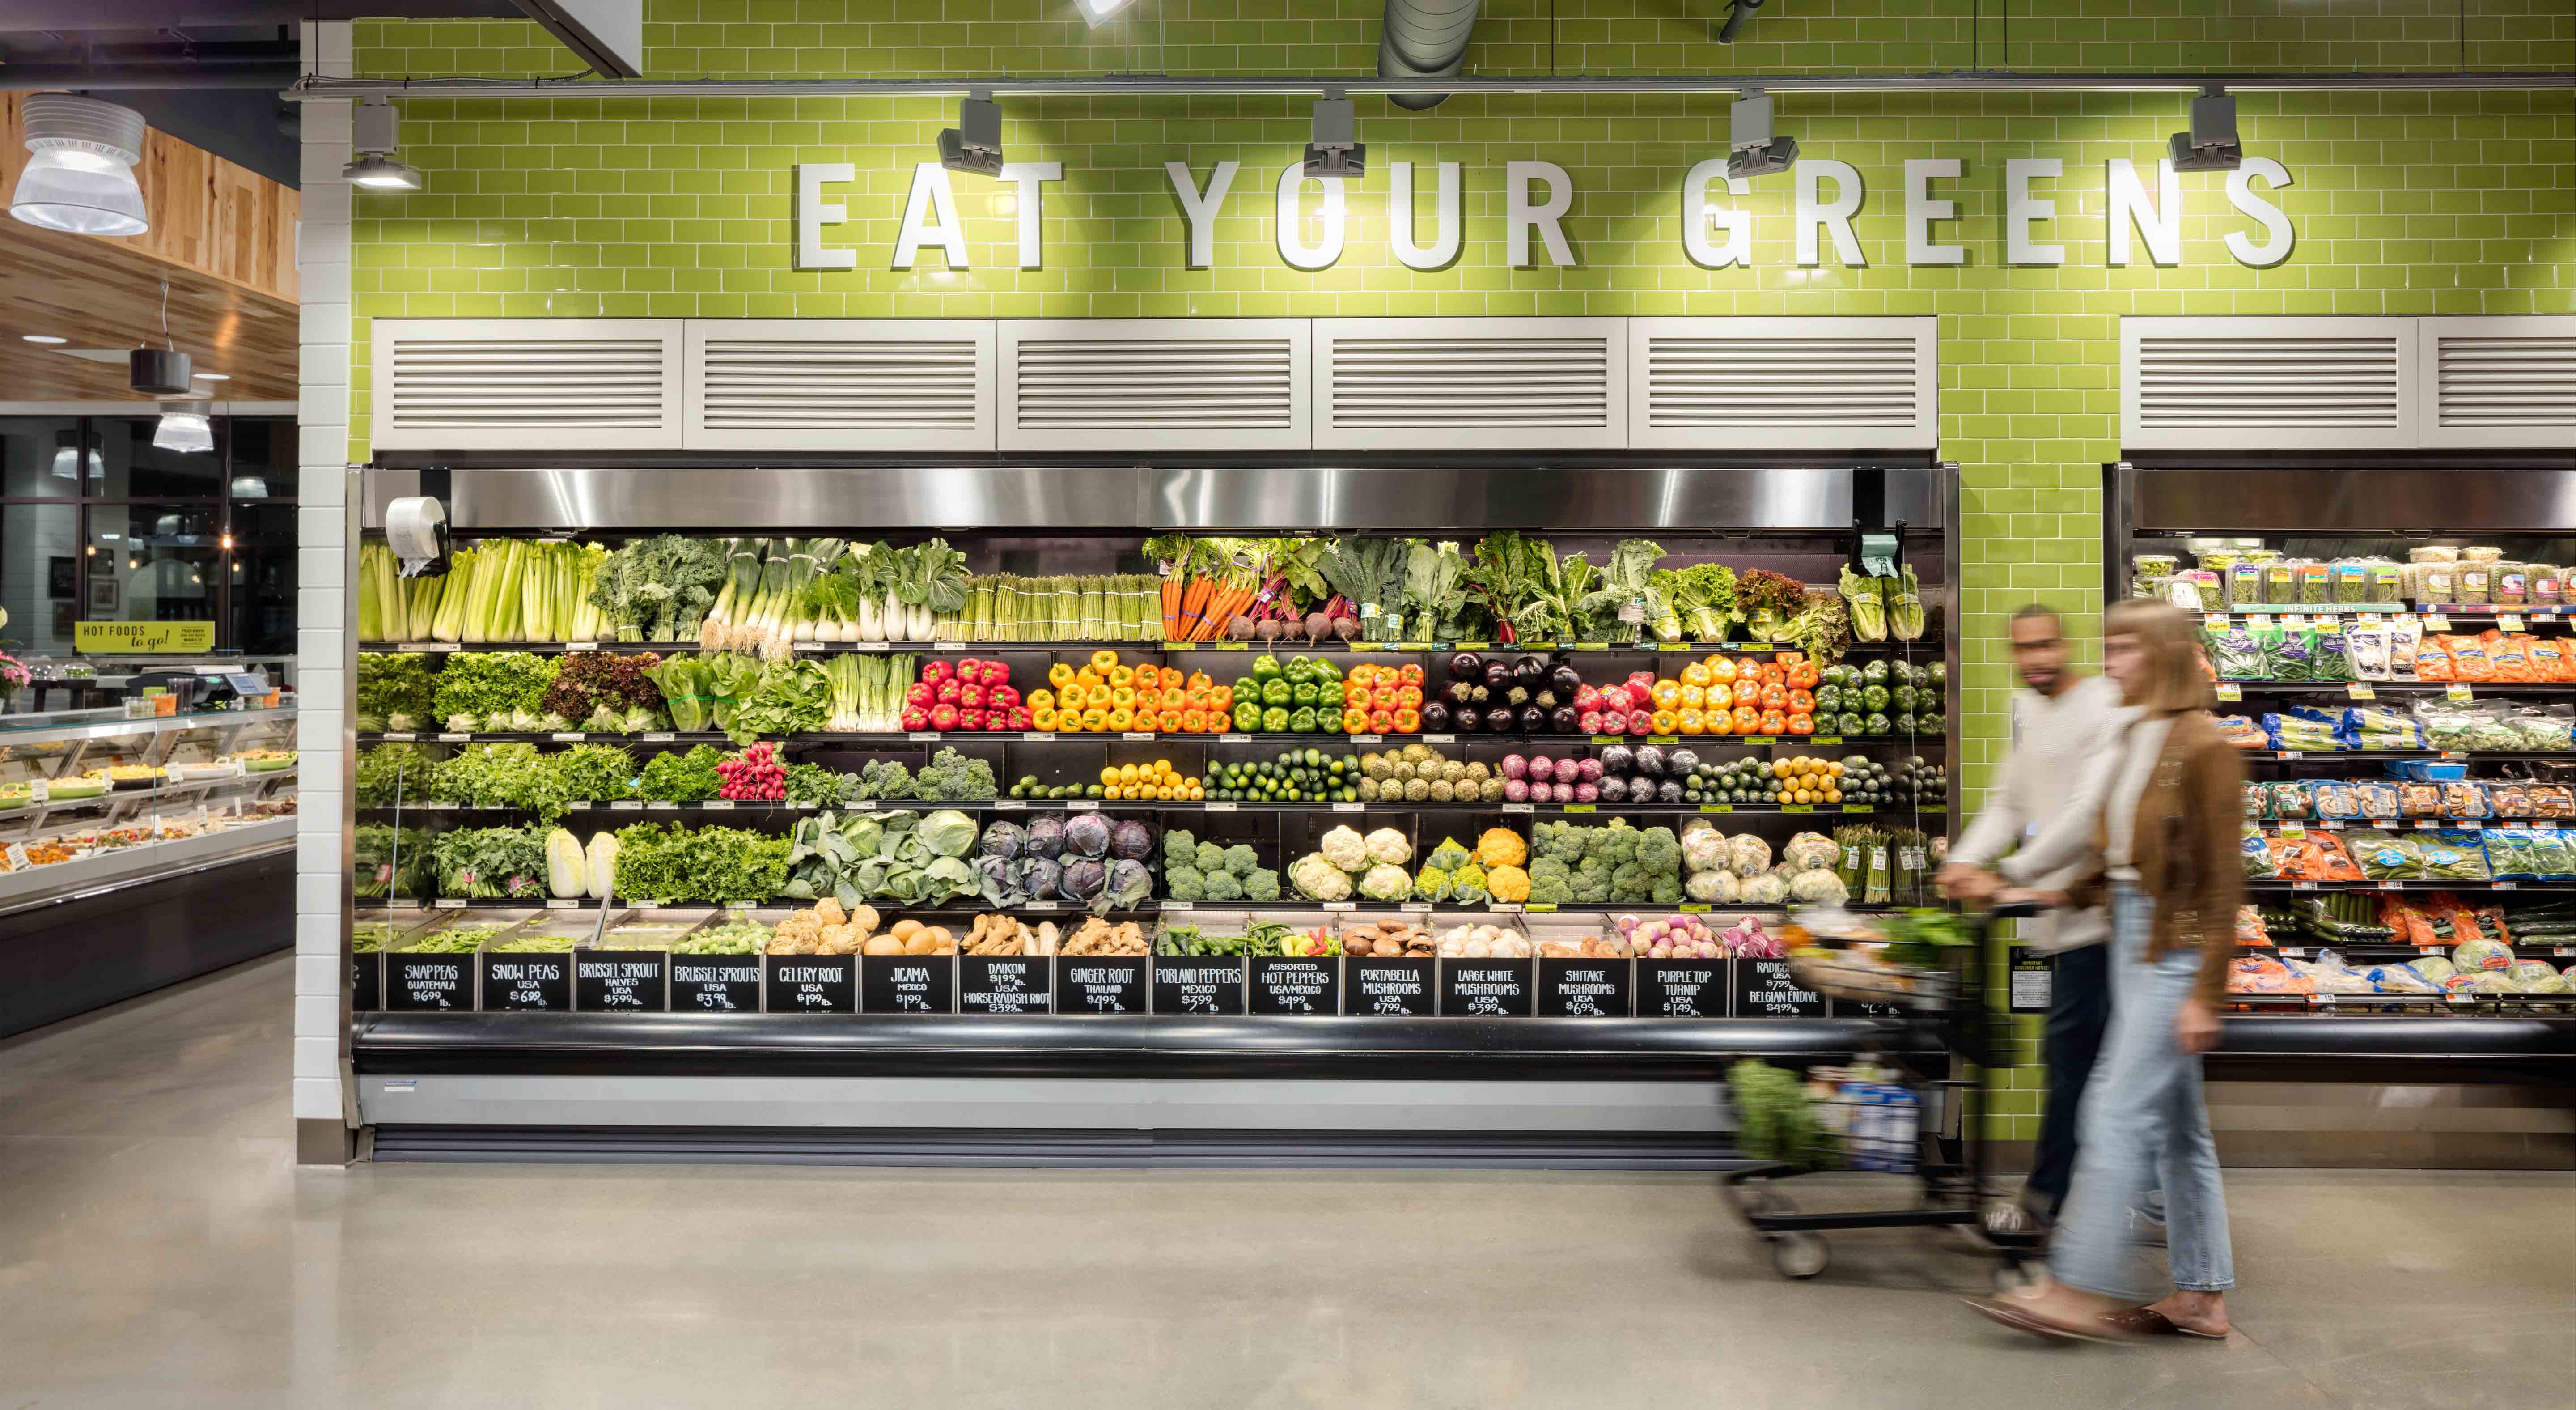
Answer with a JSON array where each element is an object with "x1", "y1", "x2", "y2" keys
[
  {"x1": 1732, "y1": 705, "x2": 1761, "y2": 733},
  {"x1": 1787, "y1": 688, "x2": 1814, "y2": 713},
  {"x1": 1758, "y1": 709, "x2": 1786, "y2": 735},
  {"x1": 1181, "y1": 709, "x2": 1206, "y2": 734},
  {"x1": 1733, "y1": 680, "x2": 1763, "y2": 708},
  {"x1": 1346, "y1": 663, "x2": 1376, "y2": 688},
  {"x1": 1156, "y1": 709, "x2": 1183, "y2": 732},
  {"x1": 1394, "y1": 707, "x2": 1421, "y2": 732},
  {"x1": 1395, "y1": 684, "x2": 1424, "y2": 710},
  {"x1": 1342, "y1": 707, "x2": 1370, "y2": 733},
  {"x1": 1160, "y1": 686, "x2": 1186, "y2": 709},
  {"x1": 1397, "y1": 663, "x2": 1424, "y2": 687},
  {"x1": 1186, "y1": 671, "x2": 1214, "y2": 693},
  {"x1": 1786, "y1": 712, "x2": 1816, "y2": 736},
  {"x1": 1758, "y1": 662, "x2": 1785, "y2": 685},
  {"x1": 1786, "y1": 660, "x2": 1819, "y2": 689},
  {"x1": 1760, "y1": 683, "x2": 1787, "y2": 711},
  {"x1": 1372, "y1": 684, "x2": 1402, "y2": 710}
]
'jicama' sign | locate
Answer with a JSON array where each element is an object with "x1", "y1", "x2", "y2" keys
[{"x1": 795, "y1": 153, "x2": 2296, "y2": 274}]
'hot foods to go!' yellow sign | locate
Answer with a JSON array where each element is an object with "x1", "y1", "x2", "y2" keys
[{"x1": 76, "y1": 621, "x2": 215, "y2": 653}]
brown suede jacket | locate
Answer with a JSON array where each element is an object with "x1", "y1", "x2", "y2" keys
[{"x1": 2017, "y1": 709, "x2": 2246, "y2": 1007}]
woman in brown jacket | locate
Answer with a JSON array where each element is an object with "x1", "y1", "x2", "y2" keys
[{"x1": 1969, "y1": 599, "x2": 2244, "y2": 1343}]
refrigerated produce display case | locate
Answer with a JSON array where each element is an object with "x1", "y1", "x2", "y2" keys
[
  {"x1": 343, "y1": 463, "x2": 1962, "y2": 1158},
  {"x1": 0, "y1": 699, "x2": 299, "y2": 1036},
  {"x1": 2108, "y1": 462, "x2": 2576, "y2": 1082}
]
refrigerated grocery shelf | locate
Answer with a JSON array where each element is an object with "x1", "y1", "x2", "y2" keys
[
  {"x1": 0, "y1": 703, "x2": 296, "y2": 745},
  {"x1": 364, "y1": 638, "x2": 1943, "y2": 658},
  {"x1": 359, "y1": 799, "x2": 1947, "y2": 819}
]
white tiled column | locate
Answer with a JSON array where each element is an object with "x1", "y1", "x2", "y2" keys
[{"x1": 294, "y1": 19, "x2": 357, "y2": 1163}]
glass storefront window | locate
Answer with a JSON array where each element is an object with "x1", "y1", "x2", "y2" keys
[
  {"x1": 0, "y1": 417, "x2": 89, "y2": 499},
  {"x1": 0, "y1": 502, "x2": 84, "y2": 656},
  {"x1": 225, "y1": 419, "x2": 299, "y2": 501},
  {"x1": 87, "y1": 416, "x2": 225, "y2": 498},
  {"x1": 228, "y1": 499, "x2": 296, "y2": 655},
  {"x1": 89, "y1": 503, "x2": 221, "y2": 627}
]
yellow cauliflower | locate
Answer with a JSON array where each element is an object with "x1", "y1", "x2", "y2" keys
[
  {"x1": 1474, "y1": 826, "x2": 1528, "y2": 870},
  {"x1": 1486, "y1": 863, "x2": 1531, "y2": 904}
]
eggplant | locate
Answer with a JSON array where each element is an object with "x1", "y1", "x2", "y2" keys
[
  {"x1": 1469, "y1": 684, "x2": 1491, "y2": 705},
  {"x1": 1598, "y1": 776, "x2": 1630, "y2": 803},
  {"x1": 1482, "y1": 660, "x2": 1513, "y2": 692},
  {"x1": 1443, "y1": 679, "x2": 1475, "y2": 706},
  {"x1": 1548, "y1": 705, "x2": 1580, "y2": 734},
  {"x1": 1533, "y1": 688, "x2": 1559, "y2": 712},
  {"x1": 1421, "y1": 700, "x2": 1452, "y2": 734},
  {"x1": 1485, "y1": 705, "x2": 1516, "y2": 734},
  {"x1": 1453, "y1": 704, "x2": 1482, "y2": 734},
  {"x1": 1448, "y1": 651, "x2": 1483, "y2": 681},
  {"x1": 1548, "y1": 663, "x2": 1583, "y2": 698},
  {"x1": 1517, "y1": 704, "x2": 1548, "y2": 734},
  {"x1": 1599, "y1": 743, "x2": 1635, "y2": 776},
  {"x1": 1512, "y1": 654, "x2": 1547, "y2": 688},
  {"x1": 1635, "y1": 744, "x2": 1668, "y2": 777}
]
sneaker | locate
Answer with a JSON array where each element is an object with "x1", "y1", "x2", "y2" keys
[{"x1": 2125, "y1": 1205, "x2": 2168, "y2": 1247}]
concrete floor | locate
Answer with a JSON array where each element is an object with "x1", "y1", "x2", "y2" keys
[{"x1": 0, "y1": 953, "x2": 2569, "y2": 1409}]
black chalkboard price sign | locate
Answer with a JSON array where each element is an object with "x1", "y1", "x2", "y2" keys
[
  {"x1": 1733, "y1": 958, "x2": 1826, "y2": 1018},
  {"x1": 1635, "y1": 960, "x2": 1724, "y2": 1017},
  {"x1": 1151, "y1": 957, "x2": 1245, "y2": 1015},
  {"x1": 1346, "y1": 956, "x2": 1435, "y2": 1016},
  {"x1": 763, "y1": 954, "x2": 858, "y2": 1014},
  {"x1": 576, "y1": 950, "x2": 669, "y2": 1012},
  {"x1": 352, "y1": 951, "x2": 382, "y2": 1011},
  {"x1": 383, "y1": 952, "x2": 472, "y2": 1011},
  {"x1": 960, "y1": 956, "x2": 1052, "y2": 1014},
  {"x1": 1537, "y1": 957, "x2": 1632, "y2": 1017},
  {"x1": 1247, "y1": 956, "x2": 1339, "y2": 1015},
  {"x1": 862, "y1": 954, "x2": 955, "y2": 1014},
  {"x1": 1056, "y1": 956, "x2": 1148, "y2": 1014},
  {"x1": 669, "y1": 956, "x2": 763, "y2": 1013},
  {"x1": 479, "y1": 950, "x2": 572, "y2": 1012},
  {"x1": 1440, "y1": 958, "x2": 1534, "y2": 1017}
]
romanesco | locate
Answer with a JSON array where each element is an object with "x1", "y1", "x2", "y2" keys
[
  {"x1": 1451, "y1": 860, "x2": 1489, "y2": 906},
  {"x1": 1412, "y1": 865, "x2": 1452, "y2": 902}
]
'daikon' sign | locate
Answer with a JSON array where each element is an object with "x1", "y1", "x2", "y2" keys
[{"x1": 797, "y1": 152, "x2": 2296, "y2": 274}]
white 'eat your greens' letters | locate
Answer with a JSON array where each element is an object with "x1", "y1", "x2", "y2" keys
[{"x1": 797, "y1": 152, "x2": 2296, "y2": 272}]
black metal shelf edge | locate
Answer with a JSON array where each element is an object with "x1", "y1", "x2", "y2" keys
[
  {"x1": 394, "y1": 898, "x2": 1904, "y2": 915},
  {"x1": 356, "y1": 731, "x2": 1953, "y2": 748},
  {"x1": 362, "y1": 639, "x2": 1943, "y2": 657},
  {"x1": 2224, "y1": 681, "x2": 2576, "y2": 694},
  {"x1": 2247, "y1": 881, "x2": 2563, "y2": 893},
  {"x1": 358, "y1": 801, "x2": 1949, "y2": 819},
  {"x1": 349, "y1": 1012, "x2": 1938, "y2": 1079}
]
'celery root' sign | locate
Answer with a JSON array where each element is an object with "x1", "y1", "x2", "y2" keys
[{"x1": 797, "y1": 153, "x2": 2295, "y2": 274}]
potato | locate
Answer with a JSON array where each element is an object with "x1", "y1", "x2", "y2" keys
[{"x1": 862, "y1": 934, "x2": 904, "y2": 956}]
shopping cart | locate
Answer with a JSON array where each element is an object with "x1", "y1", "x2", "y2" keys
[{"x1": 1720, "y1": 901, "x2": 2043, "y2": 1283}]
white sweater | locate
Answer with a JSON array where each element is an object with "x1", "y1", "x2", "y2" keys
[{"x1": 1952, "y1": 675, "x2": 2128, "y2": 951}]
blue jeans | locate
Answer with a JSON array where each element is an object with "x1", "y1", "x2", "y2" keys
[{"x1": 2048, "y1": 886, "x2": 2234, "y2": 1301}]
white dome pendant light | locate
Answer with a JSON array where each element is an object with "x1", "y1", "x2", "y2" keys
[{"x1": 10, "y1": 93, "x2": 150, "y2": 236}]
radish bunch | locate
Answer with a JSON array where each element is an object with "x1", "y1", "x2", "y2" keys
[{"x1": 716, "y1": 742, "x2": 787, "y2": 801}]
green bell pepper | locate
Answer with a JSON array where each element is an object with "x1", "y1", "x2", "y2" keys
[
  {"x1": 1260, "y1": 678, "x2": 1292, "y2": 706},
  {"x1": 1261, "y1": 705, "x2": 1291, "y2": 732},
  {"x1": 1288, "y1": 705, "x2": 1319, "y2": 734},
  {"x1": 1317, "y1": 681, "x2": 1344, "y2": 709},
  {"x1": 1233, "y1": 677, "x2": 1262, "y2": 705},
  {"x1": 1284, "y1": 655, "x2": 1315, "y2": 684},
  {"x1": 1290, "y1": 680, "x2": 1320, "y2": 708},
  {"x1": 1232, "y1": 700, "x2": 1263, "y2": 732},
  {"x1": 1250, "y1": 653, "x2": 1282, "y2": 680}
]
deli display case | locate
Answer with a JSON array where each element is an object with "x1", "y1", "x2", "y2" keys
[
  {"x1": 342, "y1": 462, "x2": 1962, "y2": 1159},
  {"x1": 0, "y1": 699, "x2": 299, "y2": 1036},
  {"x1": 2107, "y1": 461, "x2": 2576, "y2": 1082}
]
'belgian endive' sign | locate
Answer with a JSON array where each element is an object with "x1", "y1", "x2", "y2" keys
[{"x1": 797, "y1": 153, "x2": 2295, "y2": 274}]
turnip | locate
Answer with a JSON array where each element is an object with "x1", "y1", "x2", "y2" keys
[
  {"x1": 1500, "y1": 754, "x2": 1529, "y2": 781},
  {"x1": 1503, "y1": 778, "x2": 1530, "y2": 803},
  {"x1": 1527, "y1": 755, "x2": 1555, "y2": 782}
]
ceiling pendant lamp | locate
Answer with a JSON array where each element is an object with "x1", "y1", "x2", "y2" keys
[
  {"x1": 10, "y1": 93, "x2": 150, "y2": 236},
  {"x1": 153, "y1": 400, "x2": 215, "y2": 455}
]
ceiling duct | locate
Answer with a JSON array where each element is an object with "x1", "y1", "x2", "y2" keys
[{"x1": 1377, "y1": 0, "x2": 1479, "y2": 111}]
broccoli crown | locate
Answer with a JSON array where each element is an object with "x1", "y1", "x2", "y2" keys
[
  {"x1": 1569, "y1": 869, "x2": 1611, "y2": 903},
  {"x1": 1610, "y1": 861, "x2": 1651, "y2": 900},
  {"x1": 1635, "y1": 826, "x2": 1682, "y2": 876},
  {"x1": 1649, "y1": 876, "x2": 1683, "y2": 905},
  {"x1": 1586, "y1": 827, "x2": 1638, "y2": 866},
  {"x1": 1163, "y1": 865, "x2": 1207, "y2": 902},
  {"x1": 1536, "y1": 821, "x2": 1587, "y2": 865},
  {"x1": 1222, "y1": 843, "x2": 1260, "y2": 877},
  {"x1": 1242, "y1": 868, "x2": 1281, "y2": 903},
  {"x1": 1527, "y1": 856, "x2": 1574, "y2": 905},
  {"x1": 1202, "y1": 869, "x2": 1245, "y2": 902},
  {"x1": 1195, "y1": 840, "x2": 1228, "y2": 873},
  {"x1": 1162, "y1": 829, "x2": 1198, "y2": 864},
  {"x1": 916, "y1": 747, "x2": 997, "y2": 801}
]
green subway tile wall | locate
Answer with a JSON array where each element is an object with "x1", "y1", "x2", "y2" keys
[{"x1": 347, "y1": 2, "x2": 2576, "y2": 1138}]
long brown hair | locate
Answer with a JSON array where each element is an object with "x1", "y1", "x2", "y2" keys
[{"x1": 2104, "y1": 599, "x2": 2216, "y2": 714}]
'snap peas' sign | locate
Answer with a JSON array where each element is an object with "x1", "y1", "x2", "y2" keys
[
  {"x1": 799, "y1": 151, "x2": 2296, "y2": 273},
  {"x1": 76, "y1": 621, "x2": 215, "y2": 653}
]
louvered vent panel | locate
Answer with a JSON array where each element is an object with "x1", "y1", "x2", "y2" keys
[
  {"x1": 1644, "y1": 336, "x2": 1922, "y2": 429},
  {"x1": 2134, "y1": 336, "x2": 2404, "y2": 429},
  {"x1": 1012, "y1": 337, "x2": 1297, "y2": 431},
  {"x1": 372, "y1": 319, "x2": 681, "y2": 450},
  {"x1": 1330, "y1": 338, "x2": 1611, "y2": 429},
  {"x1": 699, "y1": 339, "x2": 982, "y2": 431},
  {"x1": 2432, "y1": 334, "x2": 2576, "y2": 429},
  {"x1": 1626, "y1": 318, "x2": 1936, "y2": 449},
  {"x1": 387, "y1": 340, "x2": 666, "y2": 428}
]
